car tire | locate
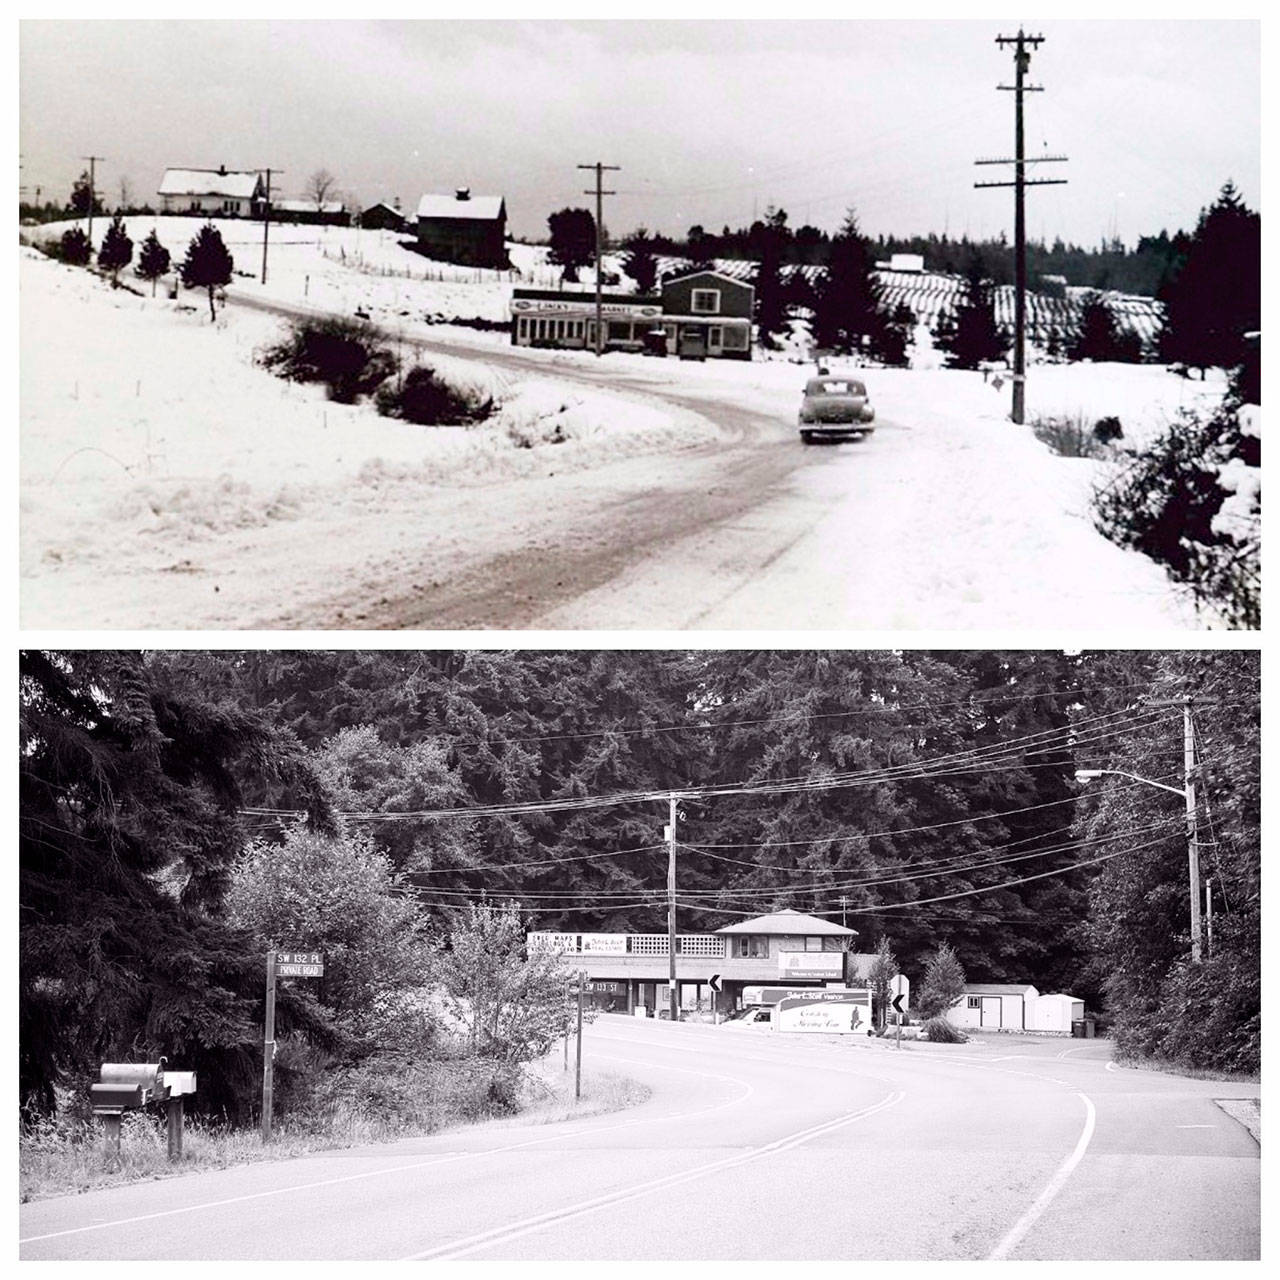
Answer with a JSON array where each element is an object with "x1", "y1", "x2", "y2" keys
[{"x1": 800, "y1": 430, "x2": 815, "y2": 444}]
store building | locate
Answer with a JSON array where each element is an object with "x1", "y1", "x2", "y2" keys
[
  {"x1": 510, "y1": 268, "x2": 753, "y2": 360},
  {"x1": 528, "y1": 908, "x2": 864, "y2": 1016}
]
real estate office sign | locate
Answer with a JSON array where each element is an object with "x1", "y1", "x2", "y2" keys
[{"x1": 777, "y1": 951, "x2": 845, "y2": 981}]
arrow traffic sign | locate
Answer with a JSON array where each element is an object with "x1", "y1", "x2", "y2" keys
[
  {"x1": 708, "y1": 974, "x2": 721, "y2": 992},
  {"x1": 891, "y1": 992, "x2": 906, "y2": 1014}
]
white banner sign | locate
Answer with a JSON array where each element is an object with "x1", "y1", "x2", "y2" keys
[{"x1": 579, "y1": 934, "x2": 627, "y2": 954}]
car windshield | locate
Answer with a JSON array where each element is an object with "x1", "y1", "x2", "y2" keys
[{"x1": 806, "y1": 379, "x2": 865, "y2": 397}]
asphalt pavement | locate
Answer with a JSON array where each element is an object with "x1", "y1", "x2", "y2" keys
[{"x1": 19, "y1": 1015, "x2": 1259, "y2": 1260}]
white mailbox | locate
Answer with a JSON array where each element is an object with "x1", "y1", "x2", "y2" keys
[{"x1": 161, "y1": 1070, "x2": 198, "y2": 1097}]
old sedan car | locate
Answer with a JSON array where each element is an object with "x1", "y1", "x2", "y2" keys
[{"x1": 798, "y1": 375, "x2": 876, "y2": 443}]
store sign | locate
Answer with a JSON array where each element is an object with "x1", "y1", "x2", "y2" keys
[
  {"x1": 775, "y1": 989, "x2": 871, "y2": 1035},
  {"x1": 579, "y1": 934, "x2": 627, "y2": 955},
  {"x1": 511, "y1": 297, "x2": 661, "y2": 319},
  {"x1": 778, "y1": 951, "x2": 845, "y2": 981}
]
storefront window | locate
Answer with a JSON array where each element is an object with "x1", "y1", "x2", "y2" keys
[{"x1": 691, "y1": 289, "x2": 721, "y2": 314}]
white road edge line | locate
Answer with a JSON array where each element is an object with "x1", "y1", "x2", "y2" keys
[
  {"x1": 403, "y1": 1089, "x2": 906, "y2": 1261},
  {"x1": 19, "y1": 1058, "x2": 753, "y2": 1246},
  {"x1": 987, "y1": 1091, "x2": 1097, "y2": 1261}
]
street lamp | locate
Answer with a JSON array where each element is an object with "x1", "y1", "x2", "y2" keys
[{"x1": 1075, "y1": 766, "x2": 1203, "y2": 962}]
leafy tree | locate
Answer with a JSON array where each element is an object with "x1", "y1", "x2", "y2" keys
[
  {"x1": 867, "y1": 935, "x2": 898, "y2": 1031},
  {"x1": 915, "y1": 942, "x2": 966, "y2": 1018},
  {"x1": 137, "y1": 228, "x2": 172, "y2": 295},
  {"x1": 432, "y1": 902, "x2": 570, "y2": 1065},
  {"x1": 97, "y1": 214, "x2": 133, "y2": 286},
  {"x1": 621, "y1": 230, "x2": 658, "y2": 294},
  {"x1": 1159, "y1": 181, "x2": 1260, "y2": 377},
  {"x1": 181, "y1": 222, "x2": 235, "y2": 322},
  {"x1": 58, "y1": 226, "x2": 93, "y2": 266},
  {"x1": 67, "y1": 170, "x2": 103, "y2": 218},
  {"x1": 1070, "y1": 292, "x2": 1141, "y2": 363},
  {"x1": 225, "y1": 826, "x2": 430, "y2": 1046},
  {"x1": 19, "y1": 651, "x2": 331, "y2": 1119},
  {"x1": 547, "y1": 207, "x2": 596, "y2": 283}
]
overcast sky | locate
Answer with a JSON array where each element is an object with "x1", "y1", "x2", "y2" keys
[{"x1": 20, "y1": 19, "x2": 1260, "y2": 247}]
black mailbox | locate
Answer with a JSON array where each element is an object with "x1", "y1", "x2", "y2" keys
[{"x1": 92, "y1": 1062, "x2": 166, "y2": 1114}]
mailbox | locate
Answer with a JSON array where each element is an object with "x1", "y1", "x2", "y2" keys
[
  {"x1": 92, "y1": 1063, "x2": 166, "y2": 1114},
  {"x1": 162, "y1": 1070, "x2": 197, "y2": 1097}
]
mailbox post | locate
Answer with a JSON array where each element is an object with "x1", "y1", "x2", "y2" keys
[{"x1": 91, "y1": 1061, "x2": 189, "y2": 1166}]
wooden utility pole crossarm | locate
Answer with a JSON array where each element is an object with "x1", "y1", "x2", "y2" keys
[
  {"x1": 974, "y1": 30, "x2": 1068, "y2": 425},
  {"x1": 578, "y1": 162, "x2": 619, "y2": 356}
]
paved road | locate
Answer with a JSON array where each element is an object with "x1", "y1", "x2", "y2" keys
[{"x1": 20, "y1": 1016, "x2": 1259, "y2": 1260}]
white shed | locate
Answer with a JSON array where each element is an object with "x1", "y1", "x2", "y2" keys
[
  {"x1": 948, "y1": 984, "x2": 1039, "y2": 1030},
  {"x1": 1026, "y1": 993, "x2": 1085, "y2": 1033}
]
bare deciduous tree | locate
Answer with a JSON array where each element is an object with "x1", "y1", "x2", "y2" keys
[{"x1": 307, "y1": 169, "x2": 338, "y2": 206}]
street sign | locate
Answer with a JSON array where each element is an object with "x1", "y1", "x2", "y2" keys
[
  {"x1": 891, "y1": 992, "x2": 906, "y2": 1014},
  {"x1": 708, "y1": 974, "x2": 722, "y2": 992},
  {"x1": 276, "y1": 950, "x2": 323, "y2": 978}
]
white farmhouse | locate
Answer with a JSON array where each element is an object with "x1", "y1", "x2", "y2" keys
[{"x1": 158, "y1": 166, "x2": 264, "y2": 217}]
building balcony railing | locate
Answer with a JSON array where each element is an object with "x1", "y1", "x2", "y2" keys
[{"x1": 528, "y1": 931, "x2": 727, "y2": 959}]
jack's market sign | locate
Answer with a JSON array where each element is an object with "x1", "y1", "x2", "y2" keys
[{"x1": 511, "y1": 297, "x2": 661, "y2": 318}]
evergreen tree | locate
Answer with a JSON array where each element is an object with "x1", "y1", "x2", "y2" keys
[
  {"x1": 58, "y1": 226, "x2": 93, "y2": 266},
  {"x1": 137, "y1": 228, "x2": 172, "y2": 296},
  {"x1": 67, "y1": 170, "x2": 103, "y2": 218},
  {"x1": 19, "y1": 651, "x2": 331, "y2": 1118},
  {"x1": 1070, "y1": 292, "x2": 1141, "y2": 363},
  {"x1": 181, "y1": 222, "x2": 235, "y2": 322},
  {"x1": 97, "y1": 214, "x2": 133, "y2": 287},
  {"x1": 621, "y1": 230, "x2": 658, "y2": 294},
  {"x1": 1159, "y1": 181, "x2": 1260, "y2": 376},
  {"x1": 811, "y1": 210, "x2": 887, "y2": 357},
  {"x1": 916, "y1": 942, "x2": 967, "y2": 1018},
  {"x1": 937, "y1": 257, "x2": 1010, "y2": 369},
  {"x1": 547, "y1": 207, "x2": 596, "y2": 283},
  {"x1": 867, "y1": 935, "x2": 898, "y2": 1031}
]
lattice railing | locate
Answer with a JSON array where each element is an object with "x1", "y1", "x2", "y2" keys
[{"x1": 527, "y1": 932, "x2": 726, "y2": 957}]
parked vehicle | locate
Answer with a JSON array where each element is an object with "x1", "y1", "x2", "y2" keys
[
  {"x1": 798, "y1": 375, "x2": 876, "y2": 443},
  {"x1": 723, "y1": 1006, "x2": 773, "y2": 1028},
  {"x1": 678, "y1": 329, "x2": 707, "y2": 361}
]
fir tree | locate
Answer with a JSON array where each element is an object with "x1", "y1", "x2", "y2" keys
[
  {"x1": 1159, "y1": 181, "x2": 1260, "y2": 377},
  {"x1": 939, "y1": 257, "x2": 1010, "y2": 369},
  {"x1": 137, "y1": 228, "x2": 172, "y2": 296},
  {"x1": 868, "y1": 935, "x2": 898, "y2": 1031},
  {"x1": 181, "y1": 222, "x2": 235, "y2": 322},
  {"x1": 916, "y1": 942, "x2": 967, "y2": 1018},
  {"x1": 1070, "y1": 292, "x2": 1141, "y2": 363},
  {"x1": 97, "y1": 214, "x2": 133, "y2": 287},
  {"x1": 67, "y1": 170, "x2": 103, "y2": 218},
  {"x1": 621, "y1": 230, "x2": 658, "y2": 294},
  {"x1": 58, "y1": 226, "x2": 93, "y2": 266},
  {"x1": 811, "y1": 210, "x2": 887, "y2": 357}
]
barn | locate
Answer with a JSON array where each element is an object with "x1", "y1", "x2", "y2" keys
[
  {"x1": 360, "y1": 201, "x2": 407, "y2": 232},
  {"x1": 417, "y1": 188, "x2": 507, "y2": 267},
  {"x1": 158, "y1": 166, "x2": 264, "y2": 217}
]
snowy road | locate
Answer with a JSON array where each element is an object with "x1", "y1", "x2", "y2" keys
[{"x1": 21, "y1": 244, "x2": 1208, "y2": 631}]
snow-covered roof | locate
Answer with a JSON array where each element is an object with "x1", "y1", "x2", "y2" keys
[
  {"x1": 159, "y1": 168, "x2": 261, "y2": 199},
  {"x1": 662, "y1": 267, "x2": 754, "y2": 291},
  {"x1": 417, "y1": 192, "x2": 505, "y2": 221},
  {"x1": 716, "y1": 908, "x2": 855, "y2": 937},
  {"x1": 275, "y1": 199, "x2": 345, "y2": 214}
]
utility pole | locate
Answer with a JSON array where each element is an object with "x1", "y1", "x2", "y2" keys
[
  {"x1": 260, "y1": 168, "x2": 282, "y2": 285},
  {"x1": 575, "y1": 969, "x2": 585, "y2": 1101},
  {"x1": 1205, "y1": 878, "x2": 1214, "y2": 958},
  {"x1": 82, "y1": 155, "x2": 105, "y2": 245},
  {"x1": 666, "y1": 793, "x2": 678, "y2": 1023},
  {"x1": 974, "y1": 31, "x2": 1067, "y2": 424},
  {"x1": 839, "y1": 895, "x2": 849, "y2": 929},
  {"x1": 579, "y1": 162, "x2": 619, "y2": 356},
  {"x1": 1183, "y1": 695, "x2": 1203, "y2": 964}
]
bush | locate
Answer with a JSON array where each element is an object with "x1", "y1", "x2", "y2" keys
[
  {"x1": 260, "y1": 317, "x2": 397, "y2": 403},
  {"x1": 58, "y1": 227, "x2": 93, "y2": 266},
  {"x1": 376, "y1": 365, "x2": 494, "y2": 426},
  {"x1": 1030, "y1": 413, "x2": 1112, "y2": 459},
  {"x1": 1092, "y1": 396, "x2": 1259, "y2": 626},
  {"x1": 922, "y1": 1016, "x2": 967, "y2": 1044}
]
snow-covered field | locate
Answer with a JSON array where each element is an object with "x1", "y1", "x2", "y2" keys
[{"x1": 19, "y1": 217, "x2": 1234, "y2": 630}]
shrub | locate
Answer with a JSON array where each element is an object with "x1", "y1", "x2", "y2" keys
[
  {"x1": 1092, "y1": 396, "x2": 1259, "y2": 627},
  {"x1": 922, "y1": 1016, "x2": 967, "y2": 1044},
  {"x1": 1030, "y1": 412, "x2": 1110, "y2": 459},
  {"x1": 376, "y1": 365, "x2": 494, "y2": 426},
  {"x1": 260, "y1": 317, "x2": 397, "y2": 403}
]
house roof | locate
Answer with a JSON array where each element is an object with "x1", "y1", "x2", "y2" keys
[
  {"x1": 963, "y1": 983, "x2": 1039, "y2": 996},
  {"x1": 1037, "y1": 992, "x2": 1083, "y2": 1002},
  {"x1": 363, "y1": 201, "x2": 404, "y2": 216},
  {"x1": 662, "y1": 268, "x2": 754, "y2": 292},
  {"x1": 417, "y1": 193, "x2": 505, "y2": 221},
  {"x1": 275, "y1": 199, "x2": 345, "y2": 214},
  {"x1": 159, "y1": 168, "x2": 261, "y2": 199},
  {"x1": 715, "y1": 908, "x2": 855, "y2": 937}
]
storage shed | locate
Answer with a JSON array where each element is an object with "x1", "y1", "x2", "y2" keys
[
  {"x1": 948, "y1": 983, "x2": 1039, "y2": 1031},
  {"x1": 1026, "y1": 993, "x2": 1085, "y2": 1033}
]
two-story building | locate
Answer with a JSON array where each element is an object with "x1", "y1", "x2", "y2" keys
[
  {"x1": 529, "y1": 908, "x2": 863, "y2": 1016},
  {"x1": 509, "y1": 268, "x2": 754, "y2": 360},
  {"x1": 158, "y1": 166, "x2": 265, "y2": 217}
]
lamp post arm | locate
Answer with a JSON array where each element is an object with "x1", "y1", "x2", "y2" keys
[{"x1": 1090, "y1": 769, "x2": 1188, "y2": 799}]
